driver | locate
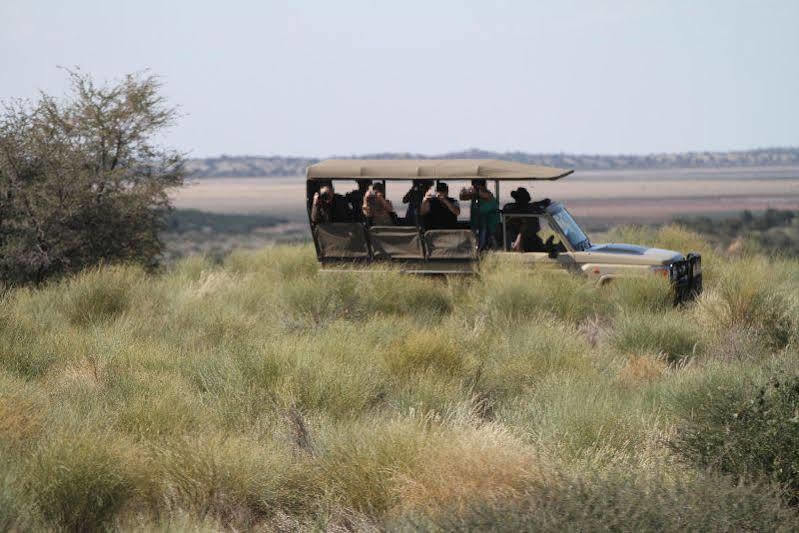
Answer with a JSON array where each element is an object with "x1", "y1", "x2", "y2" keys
[{"x1": 512, "y1": 216, "x2": 546, "y2": 252}]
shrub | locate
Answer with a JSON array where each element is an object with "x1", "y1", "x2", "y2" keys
[
  {"x1": 499, "y1": 374, "x2": 659, "y2": 460},
  {"x1": 224, "y1": 245, "x2": 317, "y2": 280},
  {"x1": 475, "y1": 323, "x2": 592, "y2": 404},
  {"x1": 359, "y1": 272, "x2": 453, "y2": 318},
  {"x1": 0, "y1": 70, "x2": 184, "y2": 285},
  {"x1": 315, "y1": 417, "x2": 431, "y2": 515},
  {"x1": 391, "y1": 423, "x2": 541, "y2": 516},
  {"x1": 57, "y1": 265, "x2": 146, "y2": 326},
  {"x1": 671, "y1": 374, "x2": 799, "y2": 505},
  {"x1": 408, "y1": 469, "x2": 798, "y2": 532},
  {"x1": 608, "y1": 276, "x2": 673, "y2": 314},
  {"x1": 0, "y1": 303, "x2": 66, "y2": 378},
  {"x1": 617, "y1": 354, "x2": 668, "y2": 386},
  {"x1": 383, "y1": 330, "x2": 462, "y2": 377},
  {"x1": 26, "y1": 434, "x2": 134, "y2": 531},
  {"x1": 697, "y1": 256, "x2": 797, "y2": 350},
  {"x1": 0, "y1": 461, "x2": 31, "y2": 531},
  {"x1": 468, "y1": 264, "x2": 612, "y2": 325},
  {"x1": 143, "y1": 434, "x2": 311, "y2": 526},
  {"x1": 611, "y1": 311, "x2": 703, "y2": 363}
]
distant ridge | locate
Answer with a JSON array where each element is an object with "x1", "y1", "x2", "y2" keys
[{"x1": 185, "y1": 147, "x2": 799, "y2": 178}]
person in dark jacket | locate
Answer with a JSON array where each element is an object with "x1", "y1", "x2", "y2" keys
[
  {"x1": 421, "y1": 182, "x2": 461, "y2": 229},
  {"x1": 346, "y1": 179, "x2": 372, "y2": 222},
  {"x1": 311, "y1": 185, "x2": 351, "y2": 224},
  {"x1": 402, "y1": 179, "x2": 433, "y2": 225}
]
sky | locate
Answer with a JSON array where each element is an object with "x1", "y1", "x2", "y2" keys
[{"x1": 1, "y1": 1, "x2": 798, "y2": 158}]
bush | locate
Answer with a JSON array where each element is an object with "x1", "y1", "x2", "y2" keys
[
  {"x1": 408, "y1": 469, "x2": 798, "y2": 532},
  {"x1": 57, "y1": 265, "x2": 146, "y2": 326},
  {"x1": 468, "y1": 263, "x2": 612, "y2": 325},
  {"x1": 697, "y1": 256, "x2": 797, "y2": 350},
  {"x1": 143, "y1": 434, "x2": 310, "y2": 526},
  {"x1": 0, "y1": 70, "x2": 184, "y2": 285},
  {"x1": 611, "y1": 311, "x2": 703, "y2": 363},
  {"x1": 383, "y1": 330, "x2": 462, "y2": 377},
  {"x1": 27, "y1": 434, "x2": 134, "y2": 531},
  {"x1": 671, "y1": 374, "x2": 799, "y2": 505},
  {"x1": 608, "y1": 276, "x2": 673, "y2": 314}
]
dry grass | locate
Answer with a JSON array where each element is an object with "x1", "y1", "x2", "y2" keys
[{"x1": 0, "y1": 227, "x2": 797, "y2": 529}]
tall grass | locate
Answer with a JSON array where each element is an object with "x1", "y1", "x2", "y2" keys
[{"x1": 0, "y1": 235, "x2": 797, "y2": 529}]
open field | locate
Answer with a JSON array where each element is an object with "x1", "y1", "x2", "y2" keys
[
  {"x1": 171, "y1": 166, "x2": 799, "y2": 228},
  {"x1": 1, "y1": 226, "x2": 798, "y2": 530}
]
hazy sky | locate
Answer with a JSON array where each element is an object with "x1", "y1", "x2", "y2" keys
[{"x1": 2, "y1": 1, "x2": 798, "y2": 158}]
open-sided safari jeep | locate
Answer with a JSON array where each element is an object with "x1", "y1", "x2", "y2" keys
[{"x1": 306, "y1": 159, "x2": 702, "y2": 304}]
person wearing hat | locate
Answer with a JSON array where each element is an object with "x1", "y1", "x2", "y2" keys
[
  {"x1": 421, "y1": 182, "x2": 461, "y2": 230},
  {"x1": 502, "y1": 187, "x2": 551, "y2": 251}
]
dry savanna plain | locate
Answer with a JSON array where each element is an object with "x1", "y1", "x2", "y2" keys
[{"x1": 171, "y1": 166, "x2": 799, "y2": 228}]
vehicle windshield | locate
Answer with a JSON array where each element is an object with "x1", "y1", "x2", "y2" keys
[{"x1": 550, "y1": 206, "x2": 591, "y2": 251}]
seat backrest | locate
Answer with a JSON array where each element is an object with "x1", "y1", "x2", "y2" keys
[
  {"x1": 313, "y1": 223, "x2": 370, "y2": 259},
  {"x1": 424, "y1": 229, "x2": 478, "y2": 260},
  {"x1": 368, "y1": 226, "x2": 425, "y2": 260}
]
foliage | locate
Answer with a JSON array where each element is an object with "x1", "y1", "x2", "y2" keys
[
  {"x1": 164, "y1": 208, "x2": 285, "y2": 234},
  {"x1": 0, "y1": 242, "x2": 796, "y2": 529},
  {"x1": 671, "y1": 374, "x2": 799, "y2": 505},
  {"x1": 409, "y1": 469, "x2": 797, "y2": 532},
  {"x1": 676, "y1": 209, "x2": 799, "y2": 257},
  {"x1": 0, "y1": 69, "x2": 183, "y2": 284}
]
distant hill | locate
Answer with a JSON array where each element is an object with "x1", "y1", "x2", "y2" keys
[{"x1": 185, "y1": 147, "x2": 799, "y2": 178}]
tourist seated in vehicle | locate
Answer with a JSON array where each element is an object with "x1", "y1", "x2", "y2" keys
[
  {"x1": 345, "y1": 179, "x2": 372, "y2": 222},
  {"x1": 511, "y1": 216, "x2": 547, "y2": 252},
  {"x1": 460, "y1": 179, "x2": 499, "y2": 250},
  {"x1": 502, "y1": 187, "x2": 552, "y2": 248},
  {"x1": 421, "y1": 182, "x2": 461, "y2": 230},
  {"x1": 311, "y1": 184, "x2": 352, "y2": 224},
  {"x1": 362, "y1": 182, "x2": 397, "y2": 225},
  {"x1": 402, "y1": 179, "x2": 433, "y2": 225}
]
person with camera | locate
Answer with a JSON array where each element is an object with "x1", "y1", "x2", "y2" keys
[
  {"x1": 362, "y1": 182, "x2": 396, "y2": 226},
  {"x1": 345, "y1": 179, "x2": 372, "y2": 222},
  {"x1": 402, "y1": 179, "x2": 433, "y2": 225},
  {"x1": 311, "y1": 184, "x2": 352, "y2": 224},
  {"x1": 460, "y1": 179, "x2": 499, "y2": 250},
  {"x1": 421, "y1": 182, "x2": 461, "y2": 229}
]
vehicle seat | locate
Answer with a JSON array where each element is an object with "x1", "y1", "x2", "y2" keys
[
  {"x1": 368, "y1": 226, "x2": 425, "y2": 260},
  {"x1": 314, "y1": 223, "x2": 370, "y2": 260},
  {"x1": 424, "y1": 229, "x2": 478, "y2": 260}
]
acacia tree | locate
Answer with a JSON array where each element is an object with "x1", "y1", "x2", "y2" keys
[{"x1": 0, "y1": 70, "x2": 184, "y2": 284}]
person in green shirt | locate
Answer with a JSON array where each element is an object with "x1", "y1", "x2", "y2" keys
[{"x1": 460, "y1": 179, "x2": 499, "y2": 250}]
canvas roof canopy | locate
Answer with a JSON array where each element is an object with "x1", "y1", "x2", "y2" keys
[{"x1": 306, "y1": 159, "x2": 573, "y2": 181}]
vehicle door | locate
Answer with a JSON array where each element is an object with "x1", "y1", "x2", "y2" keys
[{"x1": 498, "y1": 214, "x2": 574, "y2": 271}]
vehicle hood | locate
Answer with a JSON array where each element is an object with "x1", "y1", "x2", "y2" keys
[{"x1": 584, "y1": 243, "x2": 684, "y2": 265}]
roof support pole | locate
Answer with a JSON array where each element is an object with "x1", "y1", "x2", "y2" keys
[{"x1": 502, "y1": 214, "x2": 508, "y2": 251}]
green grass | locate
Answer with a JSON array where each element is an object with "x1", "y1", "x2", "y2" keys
[{"x1": 0, "y1": 225, "x2": 798, "y2": 529}]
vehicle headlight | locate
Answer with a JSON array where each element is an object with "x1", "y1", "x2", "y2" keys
[{"x1": 651, "y1": 265, "x2": 670, "y2": 279}]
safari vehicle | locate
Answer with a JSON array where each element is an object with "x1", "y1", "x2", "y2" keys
[{"x1": 305, "y1": 159, "x2": 702, "y2": 303}]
